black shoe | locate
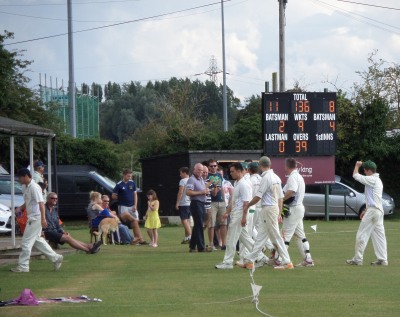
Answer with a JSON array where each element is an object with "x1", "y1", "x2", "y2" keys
[
  {"x1": 221, "y1": 245, "x2": 226, "y2": 251},
  {"x1": 90, "y1": 240, "x2": 102, "y2": 254}
]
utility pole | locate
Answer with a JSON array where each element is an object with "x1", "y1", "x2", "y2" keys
[
  {"x1": 67, "y1": 0, "x2": 76, "y2": 137},
  {"x1": 221, "y1": 0, "x2": 228, "y2": 132},
  {"x1": 278, "y1": 0, "x2": 287, "y2": 92}
]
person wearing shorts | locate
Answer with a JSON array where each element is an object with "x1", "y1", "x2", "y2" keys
[
  {"x1": 207, "y1": 159, "x2": 227, "y2": 250},
  {"x1": 112, "y1": 168, "x2": 147, "y2": 245},
  {"x1": 44, "y1": 192, "x2": 101, "y2": 254},
  {"x1": 175, "y1": 167, "x2": 192, "y2": 244}
]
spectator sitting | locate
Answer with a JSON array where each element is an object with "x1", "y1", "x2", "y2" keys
[
  {"x1": 44, "y1": 192, "x2": 101, "y2": 254},
  {"x1": 101, "y1": 195, "x2": 135, "y2": 245}
]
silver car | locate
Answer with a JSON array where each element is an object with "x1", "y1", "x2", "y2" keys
[
  {"x1": 0, "y1": 175, "x2": 24, "y2": 209},
  {"x1": 303, "y1": 175, "x2": 395, "y2": 218}
]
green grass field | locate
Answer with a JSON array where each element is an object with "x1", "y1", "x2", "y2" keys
[{"x1": 1, "y1": 216, "x2": 399, "y2": 317}]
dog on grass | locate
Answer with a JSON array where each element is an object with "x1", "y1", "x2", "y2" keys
[{"x1": 93, "y1": 217, "x2": 120, "y2": 245}]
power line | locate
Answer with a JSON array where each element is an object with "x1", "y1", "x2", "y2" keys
[
  {"x1": 336, "y1": 0, "x2": 400, "y2": 11},
  {"x1": 312, "y1": 0, "x2": 400, "y2": 34},
  {"x1": 0, "y1": 0, "x2": 245, "y2": 23},
  {"x1": 4, "y1": 0, "x2": 233, "y2": 46},
  {"x1": 0, "y1": 0, "x2": 141, "y2": 7}
]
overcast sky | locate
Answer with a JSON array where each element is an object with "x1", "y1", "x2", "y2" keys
[{"x1": 1, "y1": 0, "x2": 399, "y2": 103}]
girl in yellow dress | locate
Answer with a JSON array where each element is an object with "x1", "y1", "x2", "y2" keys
[{"x1": 144, "y1": 189, "x2": 161, "y2": 247}]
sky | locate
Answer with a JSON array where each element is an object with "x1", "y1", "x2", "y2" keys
[{"x1": 1, "y1": 0, "x2": 399, "y2": 103}]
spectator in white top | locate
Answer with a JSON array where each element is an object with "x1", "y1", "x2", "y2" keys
[{"x1": 175, "y1": 167, "x2": 192, "y2": 244}]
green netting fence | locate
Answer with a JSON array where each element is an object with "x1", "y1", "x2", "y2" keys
[{"x1": 40, "y1": 87, "x2": 99, "y2": 139}]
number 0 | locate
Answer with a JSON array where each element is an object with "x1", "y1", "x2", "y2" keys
[{"x1": 279, "y1": 141, "x2": 285, "y2": 153}]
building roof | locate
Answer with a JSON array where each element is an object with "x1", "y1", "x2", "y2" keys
[{"x1": 0, "y1": 116, "x2": 55, "y2": 138}]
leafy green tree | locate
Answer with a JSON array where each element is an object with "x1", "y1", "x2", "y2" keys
[{"x1": 56, "y1": 135, "x2": 121, "y2": 179}]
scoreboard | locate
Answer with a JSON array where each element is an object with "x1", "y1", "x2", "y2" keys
[{"x1": 262, "y1": 92, "x2": 337, "y2": 156}]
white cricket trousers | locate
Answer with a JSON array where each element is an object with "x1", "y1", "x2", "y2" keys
[
  {"x1": 238, "y1": 211, "x2": 254, "y2": 259},
  {"x1": 247, "y1": 205, "x2": 291, "y2": 264},
  {"x1": 353, "y1": 207, "x2": 387, "y2": 262},
  {"x1": 282, "y1": 204, "x2": 308, "y2": 258},
  {"x1": 222, "y1": 213, "x2": 254, "y2": 265},
  {"x1": 252, "y1": 206, "x2": 274, "y2": 252},
  {"x1": 19, "y1": 218, "x2": 59, "y2": 270}
]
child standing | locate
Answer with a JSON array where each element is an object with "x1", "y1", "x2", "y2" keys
[{"x1": 144, "y1": 189, "x2": 161, "y2": 247}]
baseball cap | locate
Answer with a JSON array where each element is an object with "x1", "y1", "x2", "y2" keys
[
  {"x1": 241, "y1": 162, "x2": 248, "y2": 169},
  {"x1": 362, "y1": 160, "x2": 377, "y2": 170},
  {"x1": 248, "y1": 162, "x2": 259, "y2": 169},
  {"x1": 34, "y1": 160, "x2": 46, "y2": 168},
  {"x1": 17, "y1": 168, "x2": 31, "y2": 178}
]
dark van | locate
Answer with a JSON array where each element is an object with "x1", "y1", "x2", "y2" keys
[{"x1": 46, "y1": 165, "x2": 117, "y2": 218}]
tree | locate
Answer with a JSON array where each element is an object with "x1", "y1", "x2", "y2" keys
[
  {"x1": 353, "y1": 50, "x2": 400, "y2": 129},
  {"x1": 0, "y1": 31, "x2": 63, "y2": 169},
  {"x1": 133, "y1": 82, "x2": 206, "y2": 158}
]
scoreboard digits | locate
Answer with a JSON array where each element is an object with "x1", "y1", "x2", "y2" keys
[{"x1": 262, "y1": 92, "x2": 336, "y2": 156}]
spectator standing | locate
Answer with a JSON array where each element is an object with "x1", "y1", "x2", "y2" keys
[
  {"x1": 11, "y1": 168, "x2": 63, "y2": 273},
  {"x1": 346, "y1": 160, "x2": 388, "y2": 266},
  {"x1": 186, "y1": 163, "x2": 209, "y2": 252},
  {"x1": 207, "y1": 159, "x2": 227, "y2": 251},
  {"x1": 175, "y1": 167, "x2": 192, "y2": 244},
  {"x1": 144, "y1": 189, "x2": 161, "y2": 247},
  {"x1": 33, "y1": 160, "x2": 47, "y2": 200},
  {"x1": 202, "y1": 165, "x2": 213, "y2": 249},
  {"x1": 112, "y1": 169, "x2": 147, "y2": 245},
  {"x1": 44, "y1": 192, "x2": 101, "y2": 254}
]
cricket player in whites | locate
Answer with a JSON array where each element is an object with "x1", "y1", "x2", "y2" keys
[
  {"x1": 215, "y1": 163, "x2": 254, "y2": 269},
  {"x1": 346, "y1": 160, "x2": 388, "y2": 266},
  {"x1": 282, "y1": 158, "x2": 314, "y2": 267}
]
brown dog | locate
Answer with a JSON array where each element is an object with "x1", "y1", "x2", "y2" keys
[{"x1": 94, "y1": 218, "x2": 120, "y2": 245}]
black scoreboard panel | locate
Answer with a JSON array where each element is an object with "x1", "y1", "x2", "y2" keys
[{"x1": 262, "y1": 92, "x2": 336, "y2": 156}]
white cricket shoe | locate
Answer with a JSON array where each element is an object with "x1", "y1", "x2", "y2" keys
[
  {"x1": 296, "y1": 258, "x2": 315, "y2": 267},
  {"x1": 346, "y1": 259, "x2": 363, "y2": 266},
  {"x1": 54, "y1": 254, "x2": 63, "y2": 271},
  {"x1": 215, "y1": 262, "x2": 233, "y2": 269}
]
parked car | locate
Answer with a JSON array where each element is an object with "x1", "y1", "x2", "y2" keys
[
  {"x1": 45, "y1": 165, "x2": 118, "y2": 219},
  {"x1": 0, "y1": 175, "x2": 25, "y2": 209},
  {"x1": 303, "y1": 175, "x2": 395, "y2": 218},
  {"x1": 0, "y1": 202, "x2": 11, "y2": 233}
]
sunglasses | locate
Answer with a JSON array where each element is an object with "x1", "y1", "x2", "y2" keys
[
  {"x1": 50, "y1": 197, "x2": 58, "y2": 200},
  {"x1": 209, "y1": 165, "x2": 217, "y2": 167}
]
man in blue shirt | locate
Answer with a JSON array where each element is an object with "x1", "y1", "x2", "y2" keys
[{"x1": 112, "y1": 169, "x2": 147, "y2": 245}]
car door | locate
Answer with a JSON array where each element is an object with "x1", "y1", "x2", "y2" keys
[
  {"x1": 329, "y1": 183, "x2": 358, "y2": 217},
  {"x1": 303, "y1": 184, "x2": 324, "y2": 216}
]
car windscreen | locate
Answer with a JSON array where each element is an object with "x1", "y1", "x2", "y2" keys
[
  {"x1": 0, "y1": 179, "x2": 23, "y2": 194},
  {"x1": 93, "y1": 173, "x2": 116, "y2": 190}
]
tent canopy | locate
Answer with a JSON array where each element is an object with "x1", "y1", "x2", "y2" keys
[{"x1": 0, "y1": 116, "x2": 55, "y2": 138}]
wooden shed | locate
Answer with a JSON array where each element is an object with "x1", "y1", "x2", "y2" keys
[{"x1": 139, "y1": 150, "x2": 263, "y2": 216}]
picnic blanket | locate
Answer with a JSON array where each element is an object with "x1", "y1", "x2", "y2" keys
[{"x1": 0, "y1": 289, "x2": 101, "y2": 307}]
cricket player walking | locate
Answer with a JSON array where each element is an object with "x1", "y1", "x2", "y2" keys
[
  {"x1": 215, "y1": 163, "x2": 254, "y2": 269},
  {"x1": 282, "y1": 158, "x2": 314, "y2": 267},
  {"x1": 347, "y1": 160, "x2": 388, "y2": 266}
]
